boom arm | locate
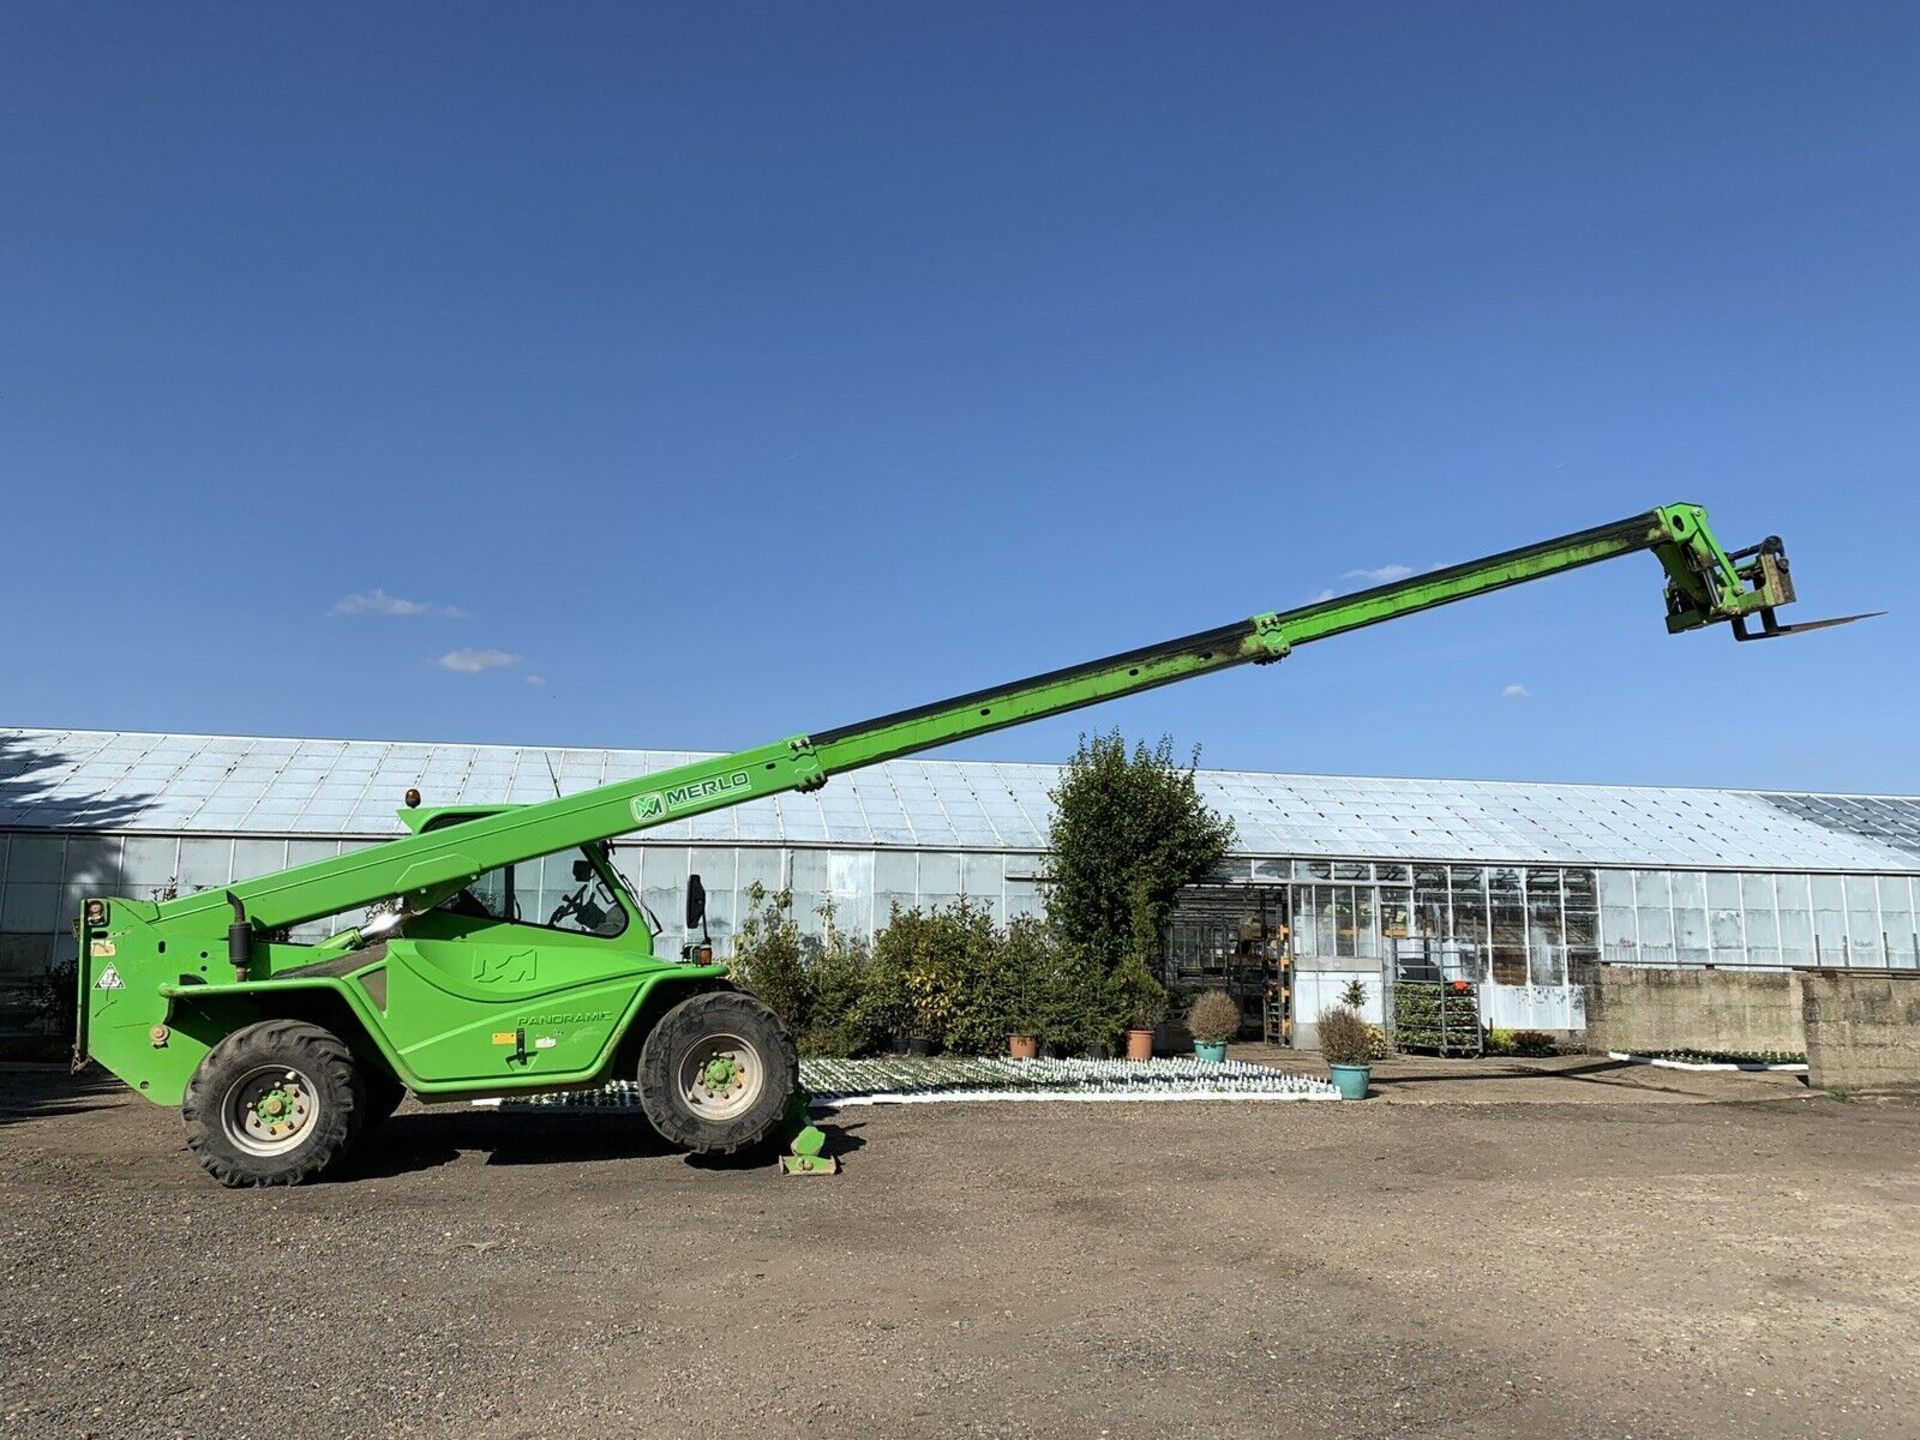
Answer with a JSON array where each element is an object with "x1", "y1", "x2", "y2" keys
[{"x1": 134, "y1": 503, "x2": 1839, "y2": 942}]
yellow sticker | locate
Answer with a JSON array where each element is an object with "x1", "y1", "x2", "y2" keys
[
  {"x1": 491, "y1": 1032, "x2": 518, "y2": 1046},
  {"x1": 90, "y1": 939, "x2": 116, "y2": 958}
]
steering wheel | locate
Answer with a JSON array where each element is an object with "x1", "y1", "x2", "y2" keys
[{"x1": 549, "y1": 885, "x2": 586, "y2": 927}]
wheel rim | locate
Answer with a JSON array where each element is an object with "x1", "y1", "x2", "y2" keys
[
  {"x1": 677, "y1": 1032, "x2": 764, "y2": 1121},
  {"x1": 221, "y1": 1063, "x2": 323, "y2": 1157}
]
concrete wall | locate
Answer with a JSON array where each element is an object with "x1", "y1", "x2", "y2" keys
[
  {"x1": 1586, "y1": 966, "x2": 1804, "y2": 1056},
  {"x1": 1802, "y1": 972, "x2": 1920, "y2": 1091}
]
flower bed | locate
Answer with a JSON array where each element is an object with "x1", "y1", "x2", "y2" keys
[
  {"x1": 1606, "y1": 1049, "x2": 1808, "y2": 1073},
  {"x1": 479, "y1": 1056, "x2": 1338, "y2": 1110}
]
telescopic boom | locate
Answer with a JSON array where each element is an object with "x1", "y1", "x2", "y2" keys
[{"x1": 131, "y1": 502, "x2": 1859, "y2": 945}]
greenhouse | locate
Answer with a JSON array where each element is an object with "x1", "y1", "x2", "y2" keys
[{"x1": 3, "y1": 727, "x2": 1917, "y2": 1043}]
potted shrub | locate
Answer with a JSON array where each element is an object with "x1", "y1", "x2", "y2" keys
[
  {"x1": 1008, "y1": 1031, "x2": 1039, "y2": 1060},
  {"x1": 1318, "y1": 1004, "x2": 1373, "y2": 1099},
  {"x1": 1109, "y1": 954, "x2": 1167, "y2": 1061},
  {"x1": 1187, "y1": 990, "x2": 1239, "y2": 1063}
]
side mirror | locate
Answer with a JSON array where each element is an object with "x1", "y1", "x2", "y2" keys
[
  {"x1": 686, "y1": 874, "x2": 706, "y2": 930},
  {"x1": 572, "y1": 859, "x2": 594, "y2": 882}
]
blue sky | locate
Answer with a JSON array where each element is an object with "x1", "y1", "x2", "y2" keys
[{"x1": 3, "y1": 4, "x2": 1914, "y2": 792}]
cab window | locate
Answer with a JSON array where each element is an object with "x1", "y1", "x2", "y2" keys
[{"x1": 437, "y1": 849, "x2": 629, "y2": 938}]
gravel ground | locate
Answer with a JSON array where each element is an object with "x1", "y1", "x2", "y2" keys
[{"x1": 3, "y1": 1058, "x2": 1917, "y2": 1440}]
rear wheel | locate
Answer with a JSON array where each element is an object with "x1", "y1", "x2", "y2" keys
[
  {"x1": 637, "y1": 990, "x2": 797, "y2": 1154},
  {"x1": 183, "y1": 1020, "x2": 364, "y2": 1187}
]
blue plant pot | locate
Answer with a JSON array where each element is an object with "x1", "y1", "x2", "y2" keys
[
  {"x1": 1328, "y1": 1062, "x2": 1371, "y2": 1100},
  {"x1": 1194, "y1": 1041, "x2": 1229, "y2": 1064}
]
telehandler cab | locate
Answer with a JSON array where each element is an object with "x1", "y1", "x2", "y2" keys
[{"x1": 72, "y1": 505, "x2": 1866, "y2": 1185}]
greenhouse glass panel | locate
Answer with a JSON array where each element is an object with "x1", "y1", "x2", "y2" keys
[
  {"x1": 6, "y1": 834, "x2": 63, "y2": 884},
  {"x1": 1413, "y1": 866, "x2": 1448, "y2": 938},
  {"x1": 1488, "y1": 867, "x2": 1526, "y2": 984},
  {"x1": 1377, "y1": 887, "x2": 1411, "y2": 945},
  {"x1": 1597, "y1": 870, "x2": 1637, "y2": 961},
  {"x1": 1526, "y1": 869, "x2": 1565, "y2": 985},
  {"x1": 1741, "y1": 874, "x2": 1779, "y2": 966},
  {"x1": 1633, "y1": 871, "x2": 1673, "y2": 962},
  {"x1": 873, "y1": 851, "x2": 917, "y2": 924},
  {"x1": 121, "y1": 836, "x2": 182, "y2": 894},
  {"x1": 178, "y1": 839, "x2": 235, "y2": 892},
  {"x1": 1705, "y1": 872, "x2": 1743, "y2": 960},
  {"x1": 734, "y1": 847, "x2": 784, "y2": 904},
  {"x1": 1355, "y1": 888, "x2": 1377, "y2": 959},
  {"x1": 1810, "y1": 875, "x2": 1847, "y2": 965},
  {"x1": 1880, "y1": 878, "x2": 1916, "y2": 969},
  {"x1": 1671, "y1": 871, "x2": 1709, "y2": 968},
  {"x1": 1563, "y1": 870, "x2": 1598, "y2": 947},
  {"x1": 1, "y1": 881, "x2": 59, "y2": 933},
  {"x1": 1333, "y1": 886, "x2": 1356, "y2": 958},
  {"x1": 828, "y1": 851, "x2": 876, "y2": 936},
  {"x1": 1285, "y1": 886, "x2": 1321, "y2": 959},
  {"x1": 1449, "y1": 868, "x2": 1488, "y2": 975},
  {"x1": 1845, "y1": 875, "x2": 1883, "y2": 968},
  {"x1": 918, "y1": 852, "x2": 964, "y2": 911},
  {"x1": 232, "y1": 839, "x2": 289, "y2": 883},
  {"x1": 1776, "y1": 874, "x2": 1814, "y2": 966}
]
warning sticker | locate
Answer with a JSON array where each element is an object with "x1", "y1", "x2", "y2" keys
[
  {"x1": 95, "y1": 965, "x2": 125, "y2": 991},
  {"x1": 534, "y1": 1036, "x2": 557, "y2": 1050},
  {"x1": 491, "y1": 1032, "x2": 518, "y2": 1046},
  {"x1": 90, "y1": 939, "x2": 116, "y2": 958}
]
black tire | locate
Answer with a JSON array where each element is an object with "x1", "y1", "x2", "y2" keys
[
  {"x1": 637, "y1": 990, "x2": 797, "y2": 1154},
  {"x1": 182, "y1": 1019, "x2": 364, "y2": 1187}
]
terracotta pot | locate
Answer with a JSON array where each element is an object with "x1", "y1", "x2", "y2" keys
[
  {"x1": 1008, "y1": 1033, "x2": 1039, "y2": 1060},
  {"x1": 1125, "y1": 1027, "x2": 1154, "y2": 1062}
]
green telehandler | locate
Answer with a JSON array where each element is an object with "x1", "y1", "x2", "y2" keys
[{"x1": 72, "y1": 505, "x2": 1865, "y2": 1185}]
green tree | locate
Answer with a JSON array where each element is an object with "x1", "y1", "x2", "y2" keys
[{"x1": 1044, "y1": 730, "x2": 1236, "y2": 978}]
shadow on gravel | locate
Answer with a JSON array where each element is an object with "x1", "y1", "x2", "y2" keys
[
  {"x1": 334, "y1": 1107, "x2": 866, "y2": 1180},
  {"x1": 334, "y1": 1107, "x2": 677, "y2": 1180},
  {"x1": 0, "y1": 1064, "x2": 123, "y2": 1129},
  {"x1": 1372, "y1": 1059, "x2": 1632, "y2": 1087}
]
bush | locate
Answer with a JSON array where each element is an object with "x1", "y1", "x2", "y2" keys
[
  {"x1": 1039, "y1": 941, "x2": 1120, "y2": 1052},
  {"x1": 1187, "y1": 990, "x2": 1240, "y2": 1045},
  {"x1": 1365, "y1": 1023, "x2": 1393, "y2": 1061},
  {"x1": 1318, "y1": 1005, "x2": 1372, "y2": 1066},
  {"x1": 867, "y1": 901, "x2": 999, "y2": 1049},
  {"x1": 728, "y1": 885, "x2": 878, "y2": 1058},
  {"x1": 995, "y1": 916, "x2": 1053, "y2": 1037},
  {"x1": 1045, "y1": 731, "x2": 1234, "y2": 976},
  {"x1": 1510, "y1": 1029, "x2": 1557, "y2": 1057},
  {"x1": 728, "y1": 885, "x2": 809, "y2": 1029}
]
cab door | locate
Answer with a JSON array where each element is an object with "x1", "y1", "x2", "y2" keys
[{"x1": 378, "y1": 849, "x2": 663, "y2": 1085}]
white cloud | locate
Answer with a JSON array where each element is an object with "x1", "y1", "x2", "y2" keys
[
  {"x1": 525, "y1": 674, "x2": 547, "y2": 687},
  {"x1": 332, "y1": 588, "x2": 467, "y2": 619},
  {"x1": 1308, "y1": 587, "x2": 1337, "y2": 604},
  {"x1": 1502, "y1": 682, "x2": 1532, "y2": 700},
  {"x1": 434, "y1": 648, "x2": 522, "y2": 675},
  {"x1": 1342, "y1": 563, "x2": 1415, "y2": 585}
]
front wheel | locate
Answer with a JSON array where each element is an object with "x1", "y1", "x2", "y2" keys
[
  {"x1": 182, "y1": 1020, "x2": 364, "y2": 1187},
  {"x1": 637, "y1": 990, "x2": 797, "y2": 1155}
]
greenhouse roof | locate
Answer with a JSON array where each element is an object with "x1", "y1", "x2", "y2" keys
[{"x1": 3, "y1": 727, "x2": 1918, "y2": 873}]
